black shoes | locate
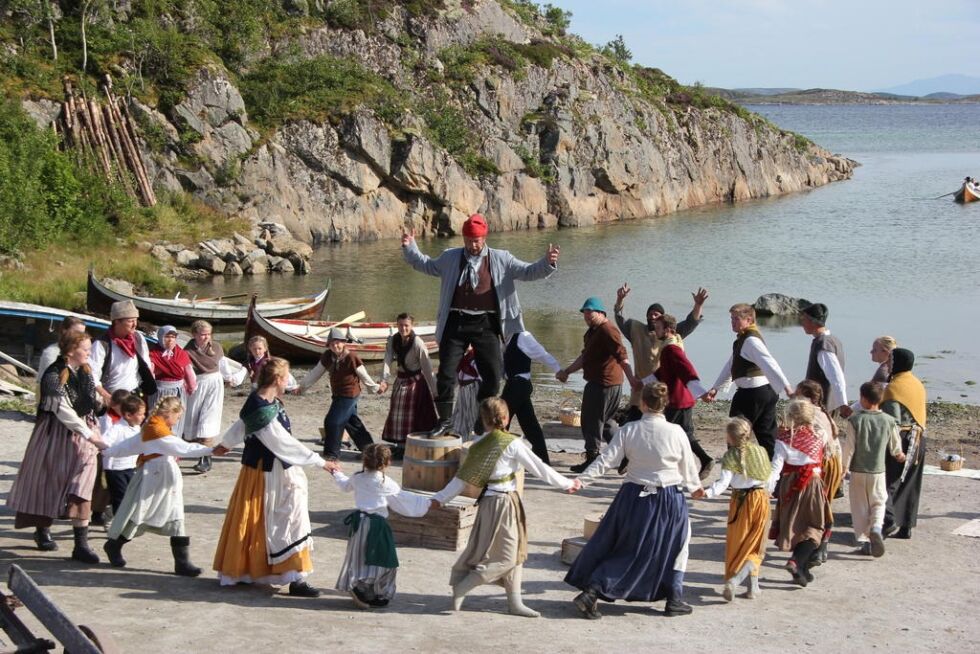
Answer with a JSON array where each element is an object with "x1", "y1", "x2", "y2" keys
[
  {"x1": 570, "y1": 452, "x2": 599, "y2": 474},
  {"x1": 785, "y1": 559, "x2": 809, "y2": 587},
  {"x1": 170, "y1": 536, "x2": 202, "y2": 577},
  {"x1": 288, "y1": 581, "x2": 321, "y2": 598},
  {"x1": 894, "y1": 527, "x2": 912, "y2": 540},
  {"x1": 881, "y1": 523, "x2": 898, "y2": 539},
  {"x1": 350, "y1": 587, "x2": 372, "y2": 609},
  {"x1": 664, "y1": 599, "x2": 694, "y2": 616},
  {"x1": 70, "y1": 526, "x2": 100, "y2": 565},
  {"x1": 428, "y1": 420, "x2": 453, "y2": 437},
  {"x1": 34, "y1": 527, "x2": 58, "y2": 552},
  {"x1": 856, "y1": 542, "x2": 872, "y2": 556},
  {"x1": 192, "y1": 456, "x2": 212, "y2": 473},
  {"x1": 103, "y1": 537, "x2": 128, "y2": 567},
  {"x1": 573, "y1": 590, "x2": 601, "y2": 620}
]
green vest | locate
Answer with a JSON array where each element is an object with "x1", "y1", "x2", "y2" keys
[{"x1": 848, "y1": 411, "x2": 899, "y2": 474}]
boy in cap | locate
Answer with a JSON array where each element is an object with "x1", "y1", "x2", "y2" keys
[
  {"x1": 556, "y1": 297, "x2": 641, "y2": 472},
  {"x1": 296, "y1": 328, "x2": 382, "y2": 460},
  {"x1": 402, "y1": 213, "x2": 560, "y2": 435},
  {"x1": 799, "y1": 302, "x2": 849, "y2": 416}
]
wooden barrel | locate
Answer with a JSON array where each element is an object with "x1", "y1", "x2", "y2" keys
[
  {"x1": 458, "y1": 440, "x2": 525, "y2": 499},
  {"x1": 402, "y1": 433, "x2": 462, "y2": 493},
  {"x1": 583, "y1": 512, "x2": 604, "y2": 539}
]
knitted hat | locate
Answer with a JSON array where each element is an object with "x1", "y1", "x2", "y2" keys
[
  {"x1": 580, "y1": 296, "x2": 607, "y2": 314},
  {"x1": 801, "y1": 302, "x2": 828, "y2": 326},
  {"x1": 462, "y1": 214, "x2": 489, "y2": 238},
  {"x1": 110, "y1": 300, "x2": 139, "y2": 321},
  {"x1": 327, "y1": 327, "x2": 347, "y2": 342}
]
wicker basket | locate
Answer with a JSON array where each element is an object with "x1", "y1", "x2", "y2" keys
[
  {"x1": 940, "y1": 449, "x2": 964, "y2": 471},
  {"x1": 558, "y1": 398, "x2": 581, "y2": 427}
]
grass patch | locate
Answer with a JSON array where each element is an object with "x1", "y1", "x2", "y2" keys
[
  {"x1": 419, "y1": 96, "x2": 499, "y2": 178},
  {"x1": 0, "y1": 398, "x2": 34, "y2": 415},
  {"x1": 325, "y1": 0, "x2": 445, "y2": 32},
  {"x1": 240, "y1": 55, "x2": 407, "y2": 131},
  {"x1": 439, "y1": 37, "x2": 570, "y2": 84}
]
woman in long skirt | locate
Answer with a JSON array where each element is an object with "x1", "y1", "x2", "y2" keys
[
  {"x1": 212, "y1": 358, "x2": 331, "y2": 596},
  {"x1": 566, "y1": 383, "x2": 702, "y2": 619},
  {"x1": 102, "y1": 396, "x2": 213, "y2": 575},
  {"x1": 881, "y1": 348, "x2": 927, "y2": 540},
  {"x1": 767, "y1": 400, "x2": 831, "y2": 587},
  {"x1": 696, "y1": 417, "x2": 771, "y2": 600},
  {"x1": 433, "y1": 398, "x2": 578, "y2": 618},
  {"x1": 7, "y1": 332, "x2": 106, "y2": 563},
  {"x1": 450, "y1": 348, "x2": 481, "y2": 440},
  {"x1": 183, "y1": 320, "x2": 247, "y2": 472},
  {"x1": 148, "y1": 325, "x2": 196, "y2": 438},
  {"x1": 331, "y1": 443, "x2": 431, "y2": 608},
  {"x1": 795, "y1": 379, "x2": 842, "y2": 565},
  {"x1": 380, "y1": 313, "x2": 437, "y2": 452}
]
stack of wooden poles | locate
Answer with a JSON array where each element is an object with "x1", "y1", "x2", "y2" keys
[{"x1": 54, "y1": 74, "x2": 157, "y2": 207}]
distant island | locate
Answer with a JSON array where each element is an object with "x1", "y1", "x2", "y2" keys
[{"x1": 707, "y1": 87, "x2": 980, "y2": 105}]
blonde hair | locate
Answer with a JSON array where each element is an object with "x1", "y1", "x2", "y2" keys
[
  {"x1": 190, "y1": 320, "x2": 212, "y2": 335},
  {"x1": 257, "y1": 357, "x2": 290, "y2": 389},
  {"x1": 874, "y1": 335, "x2": 897, "y2": 352},
  {"x1": 641, "y1": 382, "x2": 669, "y2": 413},
  {"x1": 479, "y1": 397, "x2": 510, "y2": 431},
  {"x1": 783, "y1": 399, "x2": 815, "y2": 428},
  {"x1": 729, "y1": 303, "x2": 756, "y2": 321},
  {"x1": 152, "y1": 396, "x2": 184, "y2": 419},
  {"x1": 726, "y1": 417, "x2": 752, "y2": 447}
]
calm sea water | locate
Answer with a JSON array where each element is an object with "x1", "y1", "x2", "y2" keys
[{"x1": 192, "y1": 104, "x2": 980, "y2": 404}]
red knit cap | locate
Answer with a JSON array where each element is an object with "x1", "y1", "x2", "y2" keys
[{"x1": 462, "y1": 213, "x2": 488, "y2": 238}]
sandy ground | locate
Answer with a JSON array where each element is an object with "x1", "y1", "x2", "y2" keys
[{"x1": 1, "y1": 380, "x2": 979, "y2": 653}]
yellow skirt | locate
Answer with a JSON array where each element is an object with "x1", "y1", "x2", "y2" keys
[
  {"x1": 822, "y1": 453, "x2": 844, "y2": 512},
  {"x1": 725, "y1": 488, "x2": 771, "y2": 580},
  {"x1": 213, "y1": 465, "x2": 312, "y2": 584}
]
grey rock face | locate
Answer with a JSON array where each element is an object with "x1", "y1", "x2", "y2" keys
[{"x1": 753, "y1": 293, "x2": 812, "y2": 316}]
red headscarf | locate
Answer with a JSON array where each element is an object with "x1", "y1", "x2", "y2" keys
[{"x1": 462, "y1": 214, "x2": 488, "y2": 238}]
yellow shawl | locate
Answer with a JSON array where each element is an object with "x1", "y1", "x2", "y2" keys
[
  {"x1": 137, "y1": 414, "x2": 173, "y2": 465},
  {"x1": 883, "y1": 371, "x2": 927, "y2": 428}
]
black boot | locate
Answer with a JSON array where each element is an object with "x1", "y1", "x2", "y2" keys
[
  {"x1": 170, "y1": 536, "x2": 202, "y2": 577},
  {"x1": 288, "y1": 581, "x2": 321, "y2": 597},
  {"x1": 103, "y1": 537, "x2": 128, "y2": 567},
  {"x1": 570, "y1": 451, "x2": 599, "y2": 474},
  {"x1": 34, "y1": 527, "x2": 58, "y2": 552},
  {"x1": 71, "y1": 526, "x2": 100, "y2": 564},
  {"x1": 428, "y1": 402, "x2": 454, "y2": 436}
]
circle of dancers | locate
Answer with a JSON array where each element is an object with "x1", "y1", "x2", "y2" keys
[{"x1": 6, "y1": 214, "x2": 930, "y2": 620}]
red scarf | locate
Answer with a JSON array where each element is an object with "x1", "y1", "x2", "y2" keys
[
  {"x1": 777, "y1": 425, "x2": 823, "y2": 462},
  {"x1": 150, "y1": 344, "x2": 191, "y2": 382},
  {"x1": 112, "y1": 331, "x2": 138, "y2": 358}
]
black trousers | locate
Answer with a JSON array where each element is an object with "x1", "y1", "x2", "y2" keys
[
  {"x1": 501, "y1": 377, "x2": 549, "y2": 465},
  {"x1": 581, "y1": 381, "x2": 622, "y2": 454},
  {"x1": 665, "y1": 406, "x2": 712, "y2": 468},
  {"x1": 730, "y1": 384, "x2": 778, "y2": 459},
  {"x1": 434, "y1": 312, "x2": 502, "y2": 418},
  {"x1": 104, "y1": 468, "x2": 135, "y2": 514}
]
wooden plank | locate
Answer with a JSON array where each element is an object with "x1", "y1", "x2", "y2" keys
[{"x1": 6, "y1": 565, "x2": 102, "y2": 654}]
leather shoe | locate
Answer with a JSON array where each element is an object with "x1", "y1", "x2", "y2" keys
[
  {"x1": 665, "y1": 599, "x2": 693, "y2": 616},
  {"x1": 288, "y1": 581, "x2": 321, "y2": 598},
  {"x1": 428, "y1": 420, "x2": 453, "y2": 437}
]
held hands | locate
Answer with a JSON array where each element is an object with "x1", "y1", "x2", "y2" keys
[
  {"x1": 88, "y1": 435, "x2": 108, "y2": 451},
  {"x1": 691, "y1": 487, "x2": 706, "y2": 500},
  {"x1": 378, "y1": 381, "x2": 389, "y2": 394},
  {"x1": 401, "y1": 228, "x2": 416, "y2": 248},
  {"x1": 566, "y1": 478, "x2": 582, "y2": 494},
  {"x1": 555, "y1": 369, "x2": 569, "y2": 383},
  {"x1": 323, "y1": 460, "x2": 341, "y2": 474},
  {"x1": 838, "y1": 405, "x2": 853, "y2": 418},
  {"x1": 430, "y1": 499, "x2": 441, "y2": 510},
  {"x1": 212, "y1": 445, "x2": 230, "y2": 457},
  {"x1": 547, "y1": 243, "x2": 560, "y2": 266}
]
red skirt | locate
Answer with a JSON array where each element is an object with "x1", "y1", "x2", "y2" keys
[{"x1": 382, "y1": 371, "x2": 437, "y2": 443}]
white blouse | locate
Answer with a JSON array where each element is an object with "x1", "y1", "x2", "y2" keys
[{"x1": 331, "y1": 470, "x2": 430, "y2": 518}]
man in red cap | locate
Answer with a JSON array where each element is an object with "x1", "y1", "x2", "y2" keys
[{"x1": 402, "y1": 214, "x2": 560, "y2": 435}]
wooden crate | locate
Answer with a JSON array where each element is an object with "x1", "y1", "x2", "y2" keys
[
  {"x1": 560, "y1": 536, "x2": 588, "y2": 565},
  {"x1": 387, "y1": 491, "x2": 478, "y2": 551}
]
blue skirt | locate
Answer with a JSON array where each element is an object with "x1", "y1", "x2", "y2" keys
[{"x1": 565, "y1": 483, "x2": 689, "y2": 602}]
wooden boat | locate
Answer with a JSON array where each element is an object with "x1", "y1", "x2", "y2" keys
[
  {"x1": 0, "y1": 300, "x2": 159, "y2": 372},
  {"x1": 245, "y1": 300, "x2": 439, "y2": 363},
  {"x1": 87, "y1": 269, "x2": 329, "y2": 326},
  {"x1": 954, "y1": 182, "x2": 979, "y2": 203},
  {"x1": 268, "y1": 317, "x2": 436, "y2": 342}
]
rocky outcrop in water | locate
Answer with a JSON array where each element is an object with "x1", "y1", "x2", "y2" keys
[{"x1": 25, "y1": 1, "x2": 857, "y2": 246}]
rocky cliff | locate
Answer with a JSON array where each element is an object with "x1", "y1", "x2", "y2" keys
[{"x1": 20, "y1": 1, "x2": 856, "y2": 246}]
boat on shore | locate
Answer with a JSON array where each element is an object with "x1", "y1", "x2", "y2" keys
[
  {"x1": 0, "y1": 300, "x2": 159, "y2": 372},
  {"x1": 245, "y1": 300, "x2": 438, "y2": 363},
  {"x1": 954, "y1": 181, "x2": 979, "y2": 203},
  {"x1": 87, "y1": 270, "x2": 329, "y2": 326}
]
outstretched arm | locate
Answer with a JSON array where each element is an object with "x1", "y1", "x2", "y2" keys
[{"x1": 401, "y1": 230, "x2": 443, "y2": 277}]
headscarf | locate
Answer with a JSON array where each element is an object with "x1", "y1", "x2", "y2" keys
[
  {"x1": 883, "y1": 348, "x2": 927, "y2": 428},
  {"x1": 150, "y1": 326, "x2": 191, "y2": 381},
  {"x1": 721, "y1": 442, "x2": 771, "y2": 482}
]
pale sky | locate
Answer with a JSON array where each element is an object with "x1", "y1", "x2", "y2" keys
[{"x1": 551, "y1": 0, "x2": 979, "y2": 91}]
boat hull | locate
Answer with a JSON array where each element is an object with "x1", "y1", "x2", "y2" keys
[
  {"x1": 245, "y1": 304, "x2": 438, "y2": 363},
  {"x1": 87, "y1": 271, "x2": 328, "y2": 325}
]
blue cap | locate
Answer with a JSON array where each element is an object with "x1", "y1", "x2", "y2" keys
[{"x1": 580, "y1": 297, "x2": 607, "y2": 314}]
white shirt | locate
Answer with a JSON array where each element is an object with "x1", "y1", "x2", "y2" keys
[
  {"x1": 331, "y1": 470, "x2": 430, "y2": 518},
  {"x1": 767, "y1": 439, "x2": 822, "y2": 492},
  {"x1": 101, "y1": 419, "x2": 140, "y2": 470},
  {"x1": 704, "y1": 468, "x2": 765, "y2": 499},
  {"x1": 578, "y1": 414, "x2": 701, "y2": 493},
  {"x1": 815, "y1": 331, "x2": 848, "y2": 409},
  {"x1": 89, "y1": 335, "x2": 151, "y2": 392},
  {"x1": 505, "y1": 331, "x2": 562, "y2": 380},
  {"x1": 433, "y1": 436, "x2": 573, "y2": 503},
  {"x1": 299, "y1": 361, "x2": 381, "y2": 394},
  {"x1": 104, "y1": 433, "x2": 211, "y2": 460},
  {"x1": 712, "y1": 336, "x2": 791, "y2": 394}
]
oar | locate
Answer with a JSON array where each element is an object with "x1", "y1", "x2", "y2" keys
[
  {"x1": 0, "y1": 349, "x2": 38, "y2": 377},
  {"x1": 194, "y1": 292, "x2": 252, "y2": 303},
  {"x1": 309, "y1": 311, "x2": 367, "y2": 337}
]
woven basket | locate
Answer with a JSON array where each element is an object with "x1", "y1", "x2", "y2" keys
[
  {"x1": 558, "y1": 398, "x2": 581, "y2": 427},
  {"x1": 940, "y1": 448, "x2": 964, "y2": 471}
]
